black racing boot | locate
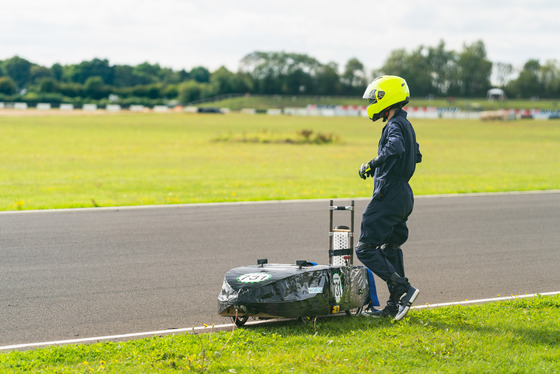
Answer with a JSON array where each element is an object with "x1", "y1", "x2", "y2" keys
[
  {"x1": 361, "y1": 300, "x2": 398, "y2": 318},
  {"x1": 388, "y1": 273, "x2": 420, "y2": 321}
]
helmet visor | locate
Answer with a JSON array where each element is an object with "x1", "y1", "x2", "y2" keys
[
  {"x1": 362, "y1": 81, "x2": 378, "y2": 100},
  {"x1": 363, "y1": 84, "x2": 385, "y2": 105},
  {"x1": 368, "y1": 90, "x2": 385, "y2": 105}
]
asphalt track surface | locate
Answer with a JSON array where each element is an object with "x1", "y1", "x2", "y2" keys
[{"x1": 1, "y1": 191, "x2": 560, "y2": 348}]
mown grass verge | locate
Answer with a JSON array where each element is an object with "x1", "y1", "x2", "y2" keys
[
  {"x1": 1, "y1": 295, "x2": 559, "y2": 373},
  {"x1": 1, "y1": 113, "x2": 560, "y2": 210}
]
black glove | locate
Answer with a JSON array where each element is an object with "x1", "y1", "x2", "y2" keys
[{"x1": 358, "y1": 157, "x2": 381, "y2": 179}]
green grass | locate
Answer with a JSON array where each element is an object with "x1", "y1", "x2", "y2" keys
[
  {"x1": 198, "y1": 94, "x2": 362, "y2": 110},
  {"x1": 2, "y1": 295, "x2": 559, "y2": 373},
  {"x1": 2, "y1": 113, "x2": 559, "y2": 371},
  {"x1": 1, "y1": 113, "x2": 560, "y2": 210}
]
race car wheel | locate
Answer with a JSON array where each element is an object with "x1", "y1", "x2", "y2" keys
[
  {"x1": 298, "y1": 316, "x2": 315, "y2": 324},
  {"x1": 232, "y1": 315, "x2": 249, "y2": 327},
  {"x1": 345, "y1": 307, "x2": 363, "y2": 316}
]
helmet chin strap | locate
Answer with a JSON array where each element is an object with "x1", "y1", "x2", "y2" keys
[
  {"x1": 382, "y1": 109, "x2": 390, "y2": 122},
  {"x1": 371, "y1": 107, "x2": 393, "y2": 122},
  {"x1": 382, "y1": 104, "x2": 404, "y2": 122}
]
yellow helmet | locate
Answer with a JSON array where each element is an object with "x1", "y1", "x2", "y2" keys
[{"x1": 363, "y1": 75, "x2": 410, "y2": 122}]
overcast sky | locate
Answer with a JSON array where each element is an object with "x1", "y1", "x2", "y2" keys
[{"x1": 2, "y1": 0, "x2": 559, "y2": 74}]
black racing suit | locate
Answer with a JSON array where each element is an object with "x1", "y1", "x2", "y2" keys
[{"x1": 356, "y1": 108, "x2": 422, "y2": 284}]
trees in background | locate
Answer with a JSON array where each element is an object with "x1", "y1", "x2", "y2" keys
[
  {"x1": 505, "y1": 59, "x2": 560, "y2": 99},
  {"x1": 378, "y1": 40, "x2": 493, "y2": 98},
  {"x1": 0, "y1": 40, "x2": 559, "y2": 106},
  {"x1": 2, "y1": 56, "x2": 32, "y2": 88},
  {"x1": 0, "y1": 77, "x2": 17, "y2": 95}
]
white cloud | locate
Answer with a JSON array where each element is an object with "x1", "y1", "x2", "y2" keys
[{"x1": 1, "y1": 0, "x2": 559, "y2": 73}]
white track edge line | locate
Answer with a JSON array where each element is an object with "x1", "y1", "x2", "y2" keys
[
  {"x1": 1, "y1": 189, "x2": 559, "y2": 215},
  {"x1": 2, "y1": 291, "x2": 559, "y2": 351},
  {"x1": 0, "y1": 323, "x2": 234, "y2": 351},
  {"x1": 412, "y1": 290, "x2": 560, "y2": 309}
]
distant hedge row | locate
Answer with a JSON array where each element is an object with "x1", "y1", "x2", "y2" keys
[{"x1": 1, "y1": 40, "x2": 558, "y2": 106}]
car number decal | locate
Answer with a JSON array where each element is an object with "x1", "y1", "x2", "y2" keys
[{"x1": 237, "y1": 273, "x2": 272, "y2": 283}]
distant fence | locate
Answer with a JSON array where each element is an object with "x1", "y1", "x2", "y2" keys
[{"x1": 1, "y1": 102, "x2": 559, "y2": 120}]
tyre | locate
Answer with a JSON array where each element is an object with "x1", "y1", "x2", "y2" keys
[
  {"x1": 345, "y1": 306, "x2": 364, "y2": 316},
  {"x1": 231, "y1": 315, "x2": 249, "y2": 327}
]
